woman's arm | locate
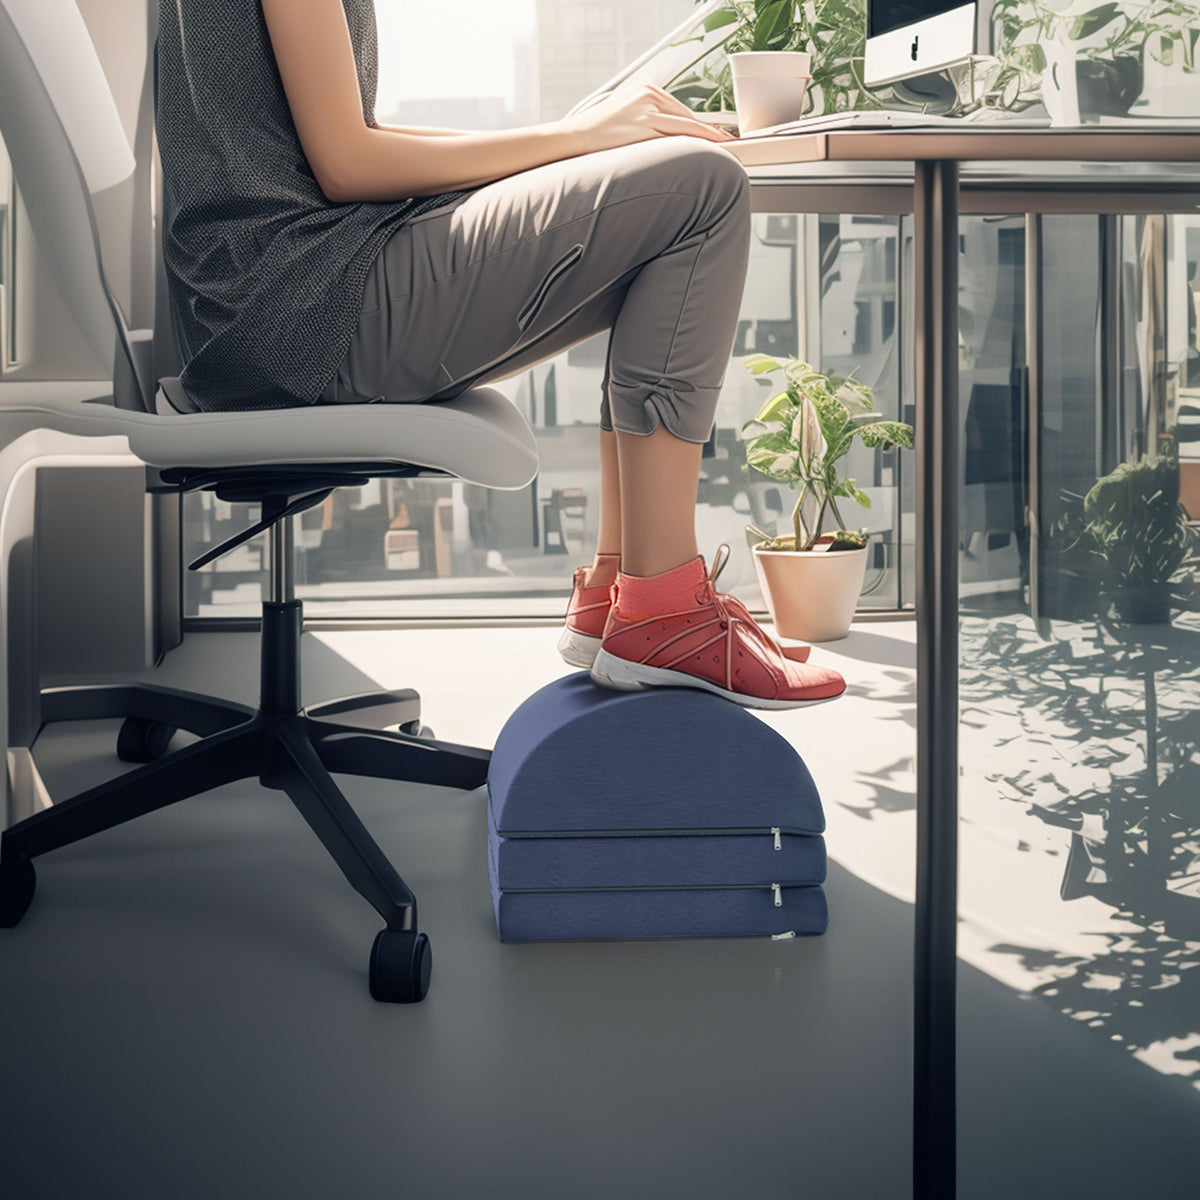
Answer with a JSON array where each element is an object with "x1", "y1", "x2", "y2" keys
[
  {"x1": 373, "y1": 124, "x2": 472, "y2": 137},
  {"x1": 262, "y1": 0, "x2": 732, "y2": 202},
  {"x1": 262, "y1": 0, "x2": 584, "y2": 201}
]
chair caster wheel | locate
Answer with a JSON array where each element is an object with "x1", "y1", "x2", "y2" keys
[
  {"x1": 0, "y1": 858, "x2": 35, "y2": 928},
  {"x1": 117, "y1": 718, "x2": 176, "y2": 763},
  {"x1": 369, "y1": 929, "x2": 432, "y2": 1003}
]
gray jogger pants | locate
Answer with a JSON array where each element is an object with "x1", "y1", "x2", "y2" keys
[{"x1": 316, "y1": 136, "x2": 752, "y2": 444}]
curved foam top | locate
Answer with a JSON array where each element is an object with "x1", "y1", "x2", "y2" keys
[{"x1": 487, "y1": 673, "x2": 825, "y2": 835}]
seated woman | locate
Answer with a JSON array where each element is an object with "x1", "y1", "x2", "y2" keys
[{"x1": 155, "y1": 0, "x2": 845, "y2": 710}]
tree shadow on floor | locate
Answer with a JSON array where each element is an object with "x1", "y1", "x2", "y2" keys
[{"x1": 960, "y1": 610, "x2": 1200, "y2": 1088}]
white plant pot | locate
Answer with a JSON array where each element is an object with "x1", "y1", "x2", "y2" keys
[
  {"x1": 752, "y1": 544, "x2": 867, "y2": 642},
  {"x1": 729, "y1": 51, "x2": 812, "y2": 134}
]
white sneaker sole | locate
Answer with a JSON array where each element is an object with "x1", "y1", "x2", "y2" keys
[
  {"x1": 589, "y1": 647, "x2": 843, "y2": 710},
  {"x1": 557, "y1": 624, "x2": 603, "y2": 669}
]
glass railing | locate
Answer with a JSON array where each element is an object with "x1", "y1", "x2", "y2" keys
[{"x1": 955, "y1": 207, "x2": 1200, "y2": 1167}]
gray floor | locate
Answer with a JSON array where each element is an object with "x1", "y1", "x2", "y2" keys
[{"x1": 1, "y1": 625, "x2": 1196, "y2": 1199}]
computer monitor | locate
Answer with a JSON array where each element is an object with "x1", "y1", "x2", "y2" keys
[{"x1": 863, "y1": 0, "x2": 978, "y2": 88}]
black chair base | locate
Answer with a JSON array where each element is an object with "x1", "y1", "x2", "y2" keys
[{"x1": 0, "y1": 601, "x2": 491, "y2": 1004}]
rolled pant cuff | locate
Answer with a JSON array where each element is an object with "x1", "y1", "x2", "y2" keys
[{"x1": 605, "y1": 379, "x2": 720, "y2": 444}]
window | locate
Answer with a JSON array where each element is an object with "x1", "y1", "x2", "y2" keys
[{"x1": 956, "y1": 207, "x2": 1200, "y2": 1109}]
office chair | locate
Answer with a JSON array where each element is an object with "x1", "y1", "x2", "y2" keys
[{"x1": 0, "y1": 0, "x2": 538, "y2": 1002}]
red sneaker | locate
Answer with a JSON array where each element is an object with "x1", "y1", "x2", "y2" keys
[
  {"x1": 557, "y1": 565, "x2": 614, "y2": 668},
  {"x1": 590, "y1": 548, "x2": 842, "y2": 709}
]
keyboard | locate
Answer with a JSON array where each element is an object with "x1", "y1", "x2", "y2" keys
[
  {"x1": 739, "y1": 110, "x2": 1052, "y2": 137},
  {"x1": 739, "y1": 110, "x2": 1200, "y2": 137}
]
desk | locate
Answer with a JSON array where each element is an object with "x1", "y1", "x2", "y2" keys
[{"x1": 727, "y1": 129, "x2": 1200, "y2": 1200}]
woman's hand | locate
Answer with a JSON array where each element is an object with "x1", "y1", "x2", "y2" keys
[{"x1": 563, "y1": 84, "x2": 737, "y2": 154}]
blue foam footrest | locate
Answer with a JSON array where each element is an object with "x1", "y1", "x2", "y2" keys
[{"x1": 485, "y1": 673, "x2": 829, "y2": 943}]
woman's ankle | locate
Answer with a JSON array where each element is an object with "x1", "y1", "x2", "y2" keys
[
  {"x1": 583, "y1": 552, "x2": 621, "y2": 589},
  {"x1": 614, "y1": 555, "x2": 708, "y2": 620}
]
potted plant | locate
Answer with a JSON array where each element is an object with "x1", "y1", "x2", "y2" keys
[
  {"x1": 1037, "y1": 441, "x2": 1196, "y2": 623},
  {"x1": 1083, "y1": 442, "x2": 1197, "y2": 623},
  {"x1": 1052, "y1": 438, "x2": 1199, "y2": 918},
  {"x1": 990, "y1": 0, "x2": 1199, "y2": 118},
  {"x1": 727, "y1": 47, "x2": 813, "y2": 133},
  {"x1": 738, "y1": 354, "x2": 914, "y2": 641},
  {"x1": 666, "y1": 0, "x2": 883, "y2": 119},
  {"x1": 1038, "y1": 487, "x2": 1103, "y2": 620}
]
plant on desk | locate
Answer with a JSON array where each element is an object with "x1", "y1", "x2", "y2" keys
[
  {"x1": 667, "y1": 0, "x2": 883, "y2": 117},
  {"x1": 738, "y1": 354, "x2": 913, "y2": 641},
  {"x1": 990, "y1": 0, "x2": 1199, "y2": 117}
]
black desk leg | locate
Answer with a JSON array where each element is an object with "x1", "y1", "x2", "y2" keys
[{"x1": 912, "y1": 158, "x2": 960, "y2": 1200}]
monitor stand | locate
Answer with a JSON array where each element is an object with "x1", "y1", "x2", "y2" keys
[{"x1": 889, "y1": 54, "x2": 1002, "y2": 116}]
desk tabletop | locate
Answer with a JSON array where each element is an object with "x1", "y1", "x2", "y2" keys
[{"x1": 727, "y1": 126, "x2": 1200, "y2": 167}]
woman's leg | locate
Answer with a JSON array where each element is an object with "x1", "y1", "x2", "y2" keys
[
  {"x1": 615, "y1": 426, "x2": 702, "y2": 576},
  {"x1": 322, "y1": 136, "x2": 750, "y2": 417},
  {"x1": 323, "y1": 136, "x2": 751, "y2": 590},
  {"x1": 585, "y1": 427, "x2": 623, "y2": 584},
  {"x1": 595, "y1": 141, "x2": 750, "y2": 578}
]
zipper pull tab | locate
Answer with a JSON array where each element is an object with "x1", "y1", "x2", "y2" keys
[
  {"x1": 771, "y1": 882, "x2": 782, "y2": 907},
  {"x1": 771, "y1": 827, "x2": 782, "y2": 850},
  {"x1": 771, "y1": 930, "x2": 796, "y2": 941}
]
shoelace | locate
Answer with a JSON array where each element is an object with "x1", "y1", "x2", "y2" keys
[
  {"x1": 601, "y1": 543, "x2": 790, "y2": 670},
  {"x1": 695, "y1": 543, "x2": 793, "y2": 672}
]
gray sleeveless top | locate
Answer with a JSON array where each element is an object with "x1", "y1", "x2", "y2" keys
[{"x1": 155, "y1": 1, "x2": 474, "y2": 411}]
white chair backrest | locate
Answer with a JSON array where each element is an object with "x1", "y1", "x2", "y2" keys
[{"x1": 0, "y1": 0, "x2": 143, "y2": 404}]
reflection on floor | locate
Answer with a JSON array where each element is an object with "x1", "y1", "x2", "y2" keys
[{"x1": 1, "y1": 621, "x2": 1195, "y2": 1199}]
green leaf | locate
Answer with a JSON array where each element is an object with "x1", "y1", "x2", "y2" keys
[
  {"x1": 753, "y1": 0, "x2": 794, "y2": 50},
  {"x1": 858, "y1": 421, "x2": 915, "y2": 450},
  {"x1": 1007, "y1": 43, "x2": 1048, "y2": 75},
  {"x1": 668, "y1": 83, "x2": 717, "y2": 105},
  {"x1": 745, "y1": 521, "x2": 774, "y2": 547},
  {"x1": 783, "y1": 360, "x2": 824, "y2": 388},
  {"x1": 833, "y1": 378, "x2": 875, "y2": 413},
  {"x1": 828, "y1": 528, "x2": 868, "y2": 551},
  {"x1": 1149, "y1": 33, "x2": 1175, "y2": 65},
  {"x1": 743, "y1": 354, "x2": 784, "y2": 375},
  {"x1": 1069, "y1": 3, "x2": 1120, "y2": 41},
  {"x1": 743, "y1": 428, "x2": 792, "y2": 456},
  {"x1": 753, "y1": 390, "x2": 795, "y2": 424},
  {"x1": 808, "y1": 389, "x2": 856, "y2": 458},
  {"x1": 745, "y1": 430, "x2": 799, "y2": 481},
  {"x1": 830, "y1": 479, "x2": 871, "y2": 507},
  {"x1": 850, "y1": 411, "x2": 885, "y2": 428},
  {"x1": 703, "y1": 10, "x2": 741, "y2": 32}
]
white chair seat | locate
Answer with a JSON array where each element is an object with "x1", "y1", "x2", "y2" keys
[{"x1": 12, "y1": 381, "x2": 540, "y2": 491}]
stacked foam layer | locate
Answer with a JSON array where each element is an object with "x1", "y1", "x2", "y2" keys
[{"x1": 485, "y1": 673, "x2": 828, "y2": 942}]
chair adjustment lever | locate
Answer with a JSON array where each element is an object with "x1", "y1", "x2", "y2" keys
[{"x1": 187, "y1": 488, "x2": 333, "y2": 572}]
